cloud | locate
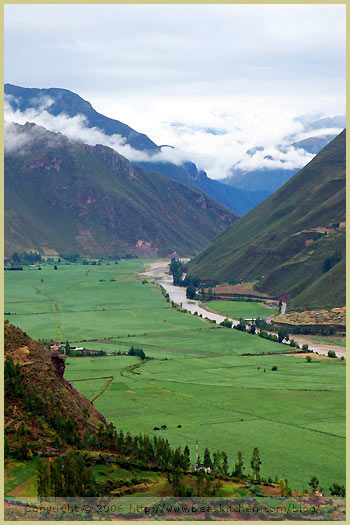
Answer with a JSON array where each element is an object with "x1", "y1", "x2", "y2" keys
[
  {"x1": 5, "y1": 4, "x2": 346, "y2": 103},
  {"x1": 4, "y1": 121, "x2": 34, "y2": 153},
  {"x1": 5, "y1": 94, "x2": 209, "y2": 169},
  {"x1": 4, "y1": 4, "x2": 345, "y2": 179},
  {"x1": 4, "y1": 93, "x2": 344, "y2": 181},
  {"x1": 4, "y1": 95, "x2": 144, "y2": 160},
  {"x1": 4, "y1": 120, "x2": 64, "y2": 154},
  {"x1": 234, "y1": 145, "x2": 314, "y2": 172}
]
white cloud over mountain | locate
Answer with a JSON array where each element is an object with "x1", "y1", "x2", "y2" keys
[{"x1": 5, "y1": 3, "x2": 345, "y2": 180}]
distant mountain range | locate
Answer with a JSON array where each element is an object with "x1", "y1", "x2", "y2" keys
[
  {"x1": 188, "y1": 130, "x2": 346, "y2": 310},
  {"x1": 5, "y1": 122, "x2": 237, "y2": 258},
  {"x1": 290, "y1": 135, "x2": 337, "y2": 154},
  {"x1": 223, "y1": 167, "x2": 298, "y2": 193},
  {"x1": 4, "y1": 83, "x2": 268, "y2": 215},
  {"x1": 222, "y1": 115, "x2": 345, "y2": 193}
]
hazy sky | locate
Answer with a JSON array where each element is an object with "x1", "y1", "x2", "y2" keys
[{"x1": 4, "y1": 4, "x2": 346, "y2": 179}]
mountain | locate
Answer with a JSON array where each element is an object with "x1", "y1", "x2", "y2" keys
[
  {"x1": 5, "y1": 83, "x2": 159, "y2": 152},
  {"x1": 302, "y1": 115, "x2": 346, "y2": 132},
  {"x1": 222, "y1": 142, "x2": 298, "y2": 193},
  {"x1": 290, "y1": 135, "x2": 337, "y2": 154},
  {"x1": 136, "y1": 159, "x2": 270, "y2": 215},
  {"x1": 222, "y1": 115, "x2": 345, "y2": 194},
  {"x1": 5, "y1": 122, "x2": 237, "y2": 258},
  {"x1": 187, "y1": 130, "x2": 346, "y2": 310},
  {"x1": 223, "y1": 166, "x2": 298, "y2": 193},
  {"x1": 4, "y1": 84, "x2": 267, "y2": 215},
  {"x1": 4, "y1": 322, "x2": 107, "y2": 456}
]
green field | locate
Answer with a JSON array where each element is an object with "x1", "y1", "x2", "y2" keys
[
  {"x1": 4, "y1": 260, "x2": 203, "y2": 341},
  {"x1": 5, "y1": 458, "x2": 38, "y2": 497},
  {"x1": 205, "y1": 300, "x2": 278, "y2": 320},
  {"x1": 5, "y1": 261, "x2": 346, "y2": 492},
  {"x1": 310, "y1": 336, "x2": 346, "y2": 348}
]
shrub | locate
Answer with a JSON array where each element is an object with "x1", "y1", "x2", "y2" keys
[
  {"x1": 328, "y1": 350, "x2": 337, "y2": 358},
  {"x1": 305, "y1": 355, "x2": 312, "y2": 362},
  {"x1": 329, "y1": 482, "x2": 345, "y2": 497},
  {"x1": 302, "y1": 344, "x2": 309, "y2": 352}
]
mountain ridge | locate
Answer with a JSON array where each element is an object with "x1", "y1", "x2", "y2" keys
[
  {"x1": 187, "y1": 130, "x2": 346, "y2": 310},
  {"x1": 5, "y1": 122, "x2": 237, "y2": 258},
  {"x1": 5, "y1": 83, "x2": 269, "y2": 215}
]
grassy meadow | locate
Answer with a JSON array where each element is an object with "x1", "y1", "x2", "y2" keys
[
  {"x1": 5, "y1": 260, "x2": 346, "y2": 492},
  {"x1": 204, "y1": 300, "x2": 278, "y2": 320}
]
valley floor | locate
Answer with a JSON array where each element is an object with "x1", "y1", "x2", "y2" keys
[{"x1": 5, "y1": 260, "x2": 346, "y2": 492}]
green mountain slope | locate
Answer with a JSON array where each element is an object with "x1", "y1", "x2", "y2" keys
[
  {"x1": 187, "y1": 130, "x2": 346, "y2": 309},
  {"x1": 5, "y1": 122, "x2": 236, "y2": 257}
]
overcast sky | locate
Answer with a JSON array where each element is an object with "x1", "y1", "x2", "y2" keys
[{"x1": 4, "y1": 4, "x2": 346, "y2": 179}]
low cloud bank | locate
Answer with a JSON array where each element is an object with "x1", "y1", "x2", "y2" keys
[{"x1": 4, "y1": 93, "x2": 344, "y2": 179}]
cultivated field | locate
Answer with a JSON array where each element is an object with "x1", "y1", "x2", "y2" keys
[
  {"x1": 5, "y1": 261, "x2": 346, "y2": 492},
  {"x1": 204, "y1": 300, "x2": 278, "y2": 320},
  {"x1": 206, "y1": 282, "x2": 269, "y2": 298}
]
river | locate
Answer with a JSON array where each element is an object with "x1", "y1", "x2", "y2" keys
[{"x1": 142, "y1": 260, "x2": 346, "y2": 359}]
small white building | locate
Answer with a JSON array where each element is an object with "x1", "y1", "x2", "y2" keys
[{"x1": 193, "y1": 463, "x2": 211, "y2": 474}]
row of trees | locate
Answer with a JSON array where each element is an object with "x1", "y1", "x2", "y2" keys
[
  {"x1": 256, "y1": 317, "x2": 337, "y2": 336},
  {"x1": 169, "y1": 258, "x2": 200, "y2": 293},
  {"x1": 37, "y1": 452, "x2": 97, "y2": 497},
  {"x1": 11, "y1": 251, "x2": 42, "y2": 265},
  {"x1": 128, "y1": 346, "x2": 146, "y2": 360}
]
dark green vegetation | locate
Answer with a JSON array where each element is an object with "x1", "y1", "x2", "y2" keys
[
  {"x1": 5, "y1": 83, "x2": 270, "y2": 215},
  {"x1": 5, "y1": 122, "x2": 236, "y2": 257},
  {"x1": 5, "y1": 261, "x2": 345, "y2": 492},
  {"x1": 188, "y1": 131, "x2": 346, "y2": 310}
]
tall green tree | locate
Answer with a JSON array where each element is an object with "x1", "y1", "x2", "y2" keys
[
  {"x1": 183, "y1": 445, "x2": 191, "y2": 471},
  {"x1": 203, "y1": 448, "x2": 212, "y2": 469},
  {"x1": 65, "y1": 341, "x2": 71, "y2": 355},
  {"x1": 186, "y1": 284, "x2": 196, "y2": 299},
  {"x1": 221, "y1": 452, "x2": 229, "y2": 476},
  {"x1": 233, "y1": 451, "x2": 244, "y2": 479},
  {"x1": 37, "y1": 460, "x2": 50, "y2": 497},
  {"x1": 167, "y1": 468, "x2": 184, "y2": 496},
  {"x1": 250, "y1": 447, "x2": 262, "y2": 483}
]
